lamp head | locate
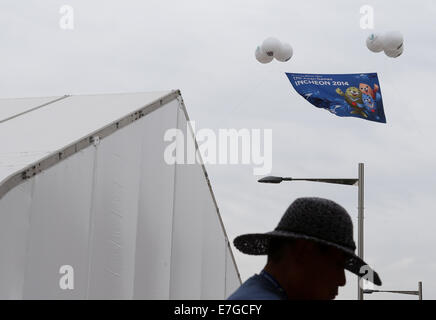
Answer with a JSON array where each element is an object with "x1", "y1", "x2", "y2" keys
[{"x1": 257, "y1": 176, "x2": 284, "y2": 184}]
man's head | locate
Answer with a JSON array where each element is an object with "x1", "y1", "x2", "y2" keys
[
  {"x1": 265, "y1": 237, "x2": 347, "y2": 300},
  {"x1": 234, "y1": 197, "x2": 382, "y2": 299}
]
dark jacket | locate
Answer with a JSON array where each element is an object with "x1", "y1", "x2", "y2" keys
[{"x1": 227, "y1": 271, "x2": 288, "y2": 300}]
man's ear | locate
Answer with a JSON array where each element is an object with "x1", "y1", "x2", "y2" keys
[{"x1": 290, "y1": 239, "x2": 312, "y2": 260}]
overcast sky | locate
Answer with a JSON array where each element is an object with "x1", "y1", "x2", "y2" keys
[{"x1": 1, "y1": 0, "x2": 435, "y2": 300}]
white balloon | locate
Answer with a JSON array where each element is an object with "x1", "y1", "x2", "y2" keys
[
  {"x1": 255, "y1": 46, "x2": 273, "y2": 64},
  {"x1": 383, "y1": 30, "x2": 404, "y2": 51},
  {"x1": 274, "y1": 42, "x2": 293, "y2": 62},
  {"x1": 261, "y1": 37, "x2": 282, "y2": 56},
  {"x1": 366, "y1": 33, "x2": 384, "y2": 53},
  {"x1": 384, "y1": 44, "x2": 404, "y2": 58}
]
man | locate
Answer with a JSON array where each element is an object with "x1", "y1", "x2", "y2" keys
[{"x1": 227, "y1": 197, "x2": 381, "y2": 300}]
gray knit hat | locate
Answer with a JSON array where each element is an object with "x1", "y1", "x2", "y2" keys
[{"x1": 234, "y1": 197, "x2": 382, "y2": 286}]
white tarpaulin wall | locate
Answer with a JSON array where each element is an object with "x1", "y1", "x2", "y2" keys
[{"x1": 0, "y1": 92, "x2": 241, "y2": 299}]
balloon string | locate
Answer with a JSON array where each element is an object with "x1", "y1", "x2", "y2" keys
[{"x1": 222, "y1": 75, "x2": 271, "y2": 128}]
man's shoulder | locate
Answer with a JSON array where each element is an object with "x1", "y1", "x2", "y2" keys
[{"x1": 227, "y1": 274, "x2": 287, "y2": 300}]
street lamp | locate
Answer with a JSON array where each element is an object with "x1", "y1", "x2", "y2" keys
[
  {"x1": 258, "y1": 163, "x2": 365, "y2": 300},
  {"x1": 363, "y1": 281, "x2": 423, "y2": 300},
  {"x1": 258, "y1": 176, "x2": 358, "y2": 185}
]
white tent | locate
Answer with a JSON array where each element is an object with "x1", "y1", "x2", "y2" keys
[{"x1": 0, "y1": 90, "x2": 241, "y2": 299}]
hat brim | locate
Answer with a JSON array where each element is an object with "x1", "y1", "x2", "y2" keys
[{"x1": 234, "y1": 230, "x2": 382, "y2": 286}]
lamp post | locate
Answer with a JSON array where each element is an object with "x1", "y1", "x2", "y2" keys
[
  {"x1": 258, "y1": 163, "x2": 365, "y2": 300},
  {"x1": 363, "y1": 281, "x2": 423, "y2": 300}
]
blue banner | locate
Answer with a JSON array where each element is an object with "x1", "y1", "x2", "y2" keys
[{"x1": 286, "y1": 73, "x2": 386, "y2": 123}]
